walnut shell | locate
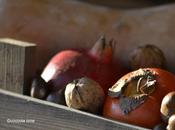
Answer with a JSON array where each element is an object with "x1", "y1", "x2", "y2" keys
[
  {"x1": 167, "y1": 115, "x2": 175, "y2": 130},
  {"x1": 160, "y1": 91, "x2": 175, "y2": 122},
  {"x1": 130, "y1": 44, "x2": 166, "y2": 70},
  {"x1": 64, "y1": 77, "x2": 105, "y2": 114}
]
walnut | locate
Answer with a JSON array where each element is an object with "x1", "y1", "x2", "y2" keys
[
  {"x1": 64, "y1": 77, "x2": 105, "y2": 114},
  {"x1": 130, "y1": 44, "x2": 166, "y2": 70}
]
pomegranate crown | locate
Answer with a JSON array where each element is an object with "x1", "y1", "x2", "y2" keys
[{"x1": 89, "y1": 35, "x2": 116, "y2": 63}]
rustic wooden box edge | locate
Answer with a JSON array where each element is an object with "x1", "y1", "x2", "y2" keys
[{"x1": 0, "y1": 88, "x2": 150, "y2": 130}]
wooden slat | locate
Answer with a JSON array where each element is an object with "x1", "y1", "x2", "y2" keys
[
  {"x1": 0, "y1": 38, "x2": 36, "y2": 95},
  {"x1": 0, "y1": 89, "x2": 150, "y2": 130}
]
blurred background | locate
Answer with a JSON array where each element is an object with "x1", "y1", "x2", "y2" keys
[{"x1": 1, "y1": 0, "x2": 175, "y2": 73}]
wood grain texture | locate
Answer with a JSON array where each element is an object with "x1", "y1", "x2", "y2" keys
[
  {"x1": 0, "y1": 89, "x2": 150, "y2": 130},
  {"x1": 0, "y1": 38, "x2": 36, "y2": 95}
]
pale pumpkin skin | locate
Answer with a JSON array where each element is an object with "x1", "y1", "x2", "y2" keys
[{"x1": 0, "y1": 0, "x2": 175, "y2": 72}]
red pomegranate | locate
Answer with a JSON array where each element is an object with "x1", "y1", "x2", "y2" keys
[{"x1": 40, "y1": 36, "x2": 126, "y2": 94}]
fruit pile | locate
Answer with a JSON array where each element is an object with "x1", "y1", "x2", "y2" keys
[{"x1": 30, "y1": 36, "x2": 175, "y2": 129}]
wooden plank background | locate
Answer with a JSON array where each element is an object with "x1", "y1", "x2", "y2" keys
[
  {"x1": 0, "y1": 89, "x2": 150, "y2": 130},
  {"x1": 0, "y1": 38, "x2": 36, "y2": 95}
]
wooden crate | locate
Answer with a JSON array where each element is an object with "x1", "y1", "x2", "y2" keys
[
  {"x1": 0, "y1": 39, "x2": 150, "y2": 130},
  {"x1": 2, "y1": 0, "x2": 175, "y2": 129}
]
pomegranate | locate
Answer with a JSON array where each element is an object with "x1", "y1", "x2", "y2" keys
[{"x1": 40, "y1": 36, "x2": 126, "y2": 94}]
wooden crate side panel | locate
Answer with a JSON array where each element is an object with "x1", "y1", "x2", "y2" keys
[
  {"x1": 0, "y1": 43, "x2": 25, "y2": 93},
  {"x1": 0, "y1": 39, "x2": 36, "y2": 95},
  {"x1": 0, "y1": 89, "x2": 150, "y2": 130}
]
